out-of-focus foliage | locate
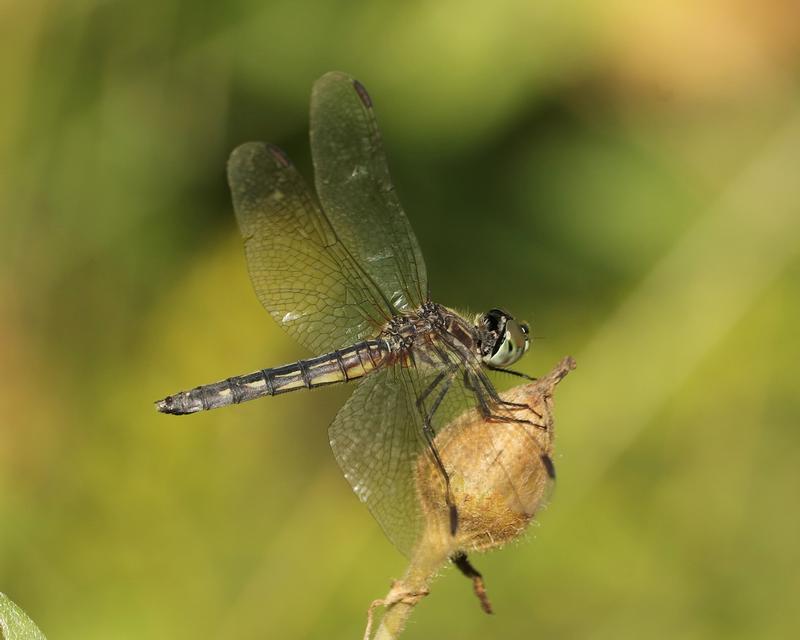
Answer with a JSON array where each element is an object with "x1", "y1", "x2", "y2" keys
[{"x1": 2, "y1": 1, "x2": 799, "y2": 639}]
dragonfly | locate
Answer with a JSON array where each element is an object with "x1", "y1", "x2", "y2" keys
[{"x1": 156, "y1": 71, "x2": 550, "y2": 555}]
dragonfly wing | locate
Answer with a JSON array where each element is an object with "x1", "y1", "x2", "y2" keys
[
  {"x1": 228, "y1": 142, "x2": 395, "y2": 354},
  {"x1": 328, "y1": 364, "x2": 432, "y2": 555},
  {"x1": 329, "y1": 350, "x2": 551, "y2": 555},
  {"x1": 310, "y1": 71, "x2": 428, "y2": 312}
]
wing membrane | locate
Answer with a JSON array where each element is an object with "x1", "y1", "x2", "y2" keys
[
  {"x1": 310, "y1": 71, "x2": 428, "y2": 311},
  {"x1": 227, "y1": 142, "x2": 395, "y2": 353},
  {"x1": 329, "y1": 348, "x2": 550, "y2": 556},
  {"x1": 329, "y1": 365, "x2": 427, "y2": 554}
]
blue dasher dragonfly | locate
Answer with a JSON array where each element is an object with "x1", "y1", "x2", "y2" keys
[{"x1": 156, "y1": 72, "x2": 551, "y2": 555}]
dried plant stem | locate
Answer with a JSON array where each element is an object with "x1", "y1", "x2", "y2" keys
[{"x1": 370, "y1": 536, "x2": 449, "y2": 640}]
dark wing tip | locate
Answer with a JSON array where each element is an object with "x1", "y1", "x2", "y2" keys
[
  {"x1": 227, "y1": 142, "x2": 296, "y2": 205},
  {"x1": 352, "y1": 79, "x2": 372, "y2": 108},
  {"x1": 264, "y1": 143, "x2": 291, "y2": 167},
  {"x1": 312, "y1": 71, "x2": 372, "y2": 109}
]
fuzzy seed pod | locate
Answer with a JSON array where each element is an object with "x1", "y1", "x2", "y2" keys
[
  {"x1": 370, "y1": 359, "x2": 575, "y2": 639},
  {"x1": 415, "y1": 357, "x2": 574, "y2": 555}
]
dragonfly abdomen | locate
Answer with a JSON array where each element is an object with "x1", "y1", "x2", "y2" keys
[{"x1": 155, "y1": 340, "x2": 389, "y2": 415}]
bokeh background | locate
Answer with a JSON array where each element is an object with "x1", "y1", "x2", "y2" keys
[{"x1": 2, "y1": 1, "x2": 800, "y2": 638}]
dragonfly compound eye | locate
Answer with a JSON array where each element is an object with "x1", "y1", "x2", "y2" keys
[{"x1": 479, "y1": 311, "x2": 530, "y2": 368}]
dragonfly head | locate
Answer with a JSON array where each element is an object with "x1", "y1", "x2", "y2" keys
[{"x1": 476, "y1": 308, "x2": 531, "y2": 368}]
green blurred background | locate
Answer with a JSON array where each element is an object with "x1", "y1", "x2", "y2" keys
[{"x1": 2, "y1": 1, "x2": 800, "y2": 638}]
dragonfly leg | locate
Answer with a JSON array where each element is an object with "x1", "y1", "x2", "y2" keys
[
  {"x1": 540, "y1": 453, "x2": 556, "y2": 480},
  {"x1": 464, "y1": 371, "x2": 554, "y2": 484},
  {"x1": 416, "y1": 374, "x2": 459, "y2": 535},
  {"x1": 415, "y1": 370, "x2": 448, "y2": 407},
  {"x1": 497, "y1": 398, "x2": 533, "y2": 410},
  {"x1": 485, "y1": 364, "x2": 537, "y2": 381},
  {"x1": 475, "y1": 367, "x2": 544, "y2": 420},
  {"x1": 451, "y1": 552, "x2": 493, "y2": 614},
  {"x1": 465, "y1": 370, "x2": 546, "y2": 431},
  {"x1": 434, "y1": 328, "x2": 541, "y2": 419}
]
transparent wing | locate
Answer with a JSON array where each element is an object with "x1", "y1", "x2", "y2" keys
[
  {"x1": 328, "y1": 365, "x2": 428, "y2": 554},
  {"x1": 329, "y1": 344, "x2": 552, "y2": 556},
  {"x1": 310, "y1": 71, "x2": 428, "y2": 311},
  {"x1": 227, "y1": 142, "x2": 397, "y2": 354}
]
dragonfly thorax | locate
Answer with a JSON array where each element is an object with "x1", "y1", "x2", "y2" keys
[{"x1": 381, "y1": 302, "x2": 449, "y2": 352}]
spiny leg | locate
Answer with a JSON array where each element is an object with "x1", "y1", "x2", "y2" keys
[
  {"x1": 474, "y1": 366, "x2": 544, "y2": 422},
  {"x1": 474, "y1": 365, "x2": 521, "y2": 407},
  {"x1": 540, "y1": 453, "x2": 556, "y2": 480},
  {"x1": 465, "y1": 370, "x2": 545, "y2": 431},
  {"x1": 463, "y1": 369, "x2": 498, "y2": 418},
  {"x1": 415, "y1": 370, "x2": 448, "y2": 407},
  {"x1": 419, "y1": 340, "x2": 469, "y2": 533},
  {"x1": 483, "y1": 369, "x2": 538, "y2": 413},
  {"x1": 416, "y1": 374, "x2": 459, "y2": 534},
  {"x1": 451, "y1": 552, "x2": 493, "y2": 614},
  {"x1": 431, "y1": 328, "x2": 531, "y2": 414},
  {"x1": 486, "y1": 363, "x2": 536, "y2": 381},
  {"x1": 465, "y1": 370, "x2": 555, "y2": 471}
]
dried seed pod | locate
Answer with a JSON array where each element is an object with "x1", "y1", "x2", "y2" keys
[
  {"x1": 415, "y1": 357, "x2": 574, "y2": 554},
  {"x1": 370, "y1": 359, "x2": 575, "y2": 639}
]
